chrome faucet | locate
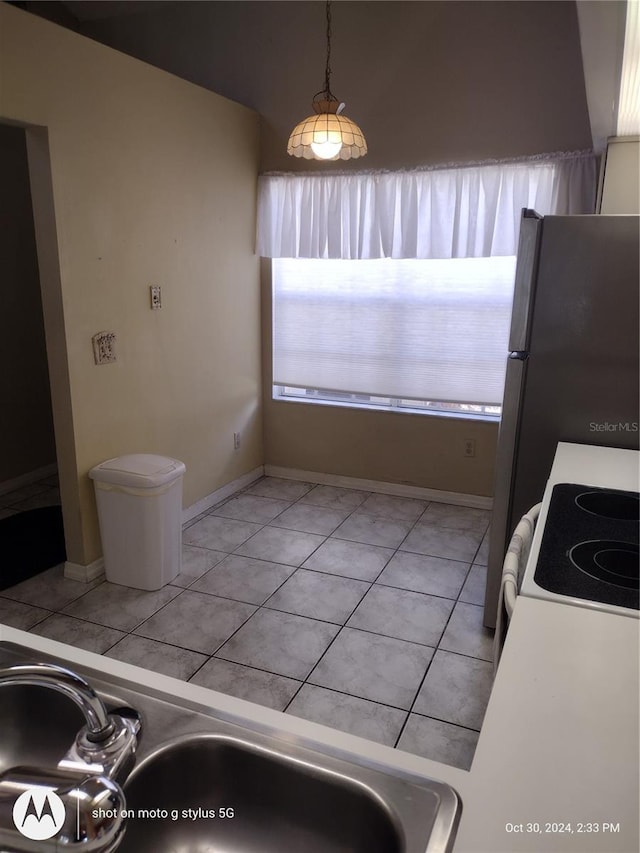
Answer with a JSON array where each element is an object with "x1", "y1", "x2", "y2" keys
[
  {"x1": 0, "y1": 662, "x2": 141, "y2": 852},
  {"x1": 0, "y1": 663, "x2": 115, "y2": 740}
]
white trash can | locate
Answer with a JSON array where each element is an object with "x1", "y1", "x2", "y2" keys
[{"x1": 89, "y1": 454, "x2": 186, "y2": 590}]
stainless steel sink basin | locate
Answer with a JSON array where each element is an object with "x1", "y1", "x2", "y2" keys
[
  {"x1": 0, "y1": 641, "x2": 461, "y2": 853},
  {"x1": 122, "y1": 734, "x2": 403, "y2": 853},
  {"x1": 0, "y1": 684, "x2": 84, "y2": 773}
]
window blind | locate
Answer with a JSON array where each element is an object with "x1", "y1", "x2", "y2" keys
[{"x1": 273, "y1": 256, "x2": 517, "y2": 406}]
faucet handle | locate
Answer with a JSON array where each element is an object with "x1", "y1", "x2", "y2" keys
[{"x1": 60, "y1": 708, "x2": 142, "y2": 784}]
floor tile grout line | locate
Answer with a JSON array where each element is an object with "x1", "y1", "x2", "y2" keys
[
  {"x1": 133, "y1": 590, "x2": 260, "y2": 659},
  {"x1": 191, "y1": 487, "x2": 486, "y2": 560},
  {"x1": 29, "y1": 598, "x2": 492, "y2": 668},
  {"x1": 162, "y1": 576, "x2": 494, "y2": 663},
  {"x1": 392, "y1": 576, "x2": 470, "y2": 749},
  {"x1": 269, "y1": 488, "x2": 376, "y2": 543},
  {"x1": 185, "y1": 510, "x2": 480, "y2": 604},
  {"x1": 184, "y1": 564, "x2": 298, "y2": 606},
  {"x1": 0, "y1": 579, "x2": 105, "y2": 612},
  {"x1": 398, "y1": 711, "x2": 483, "y2": 737},
  {"x1": 18, "y1": 546, "x2": 490, "y2": 662},
  {"x1": 185, "y1": 652, "x2": 217, "y2": 684},
  {"x1": 281, "y1": 681, "x2": 309, "y2": 714},
  {"x1": 391, "y1": 574, "x2": 493, "y2": 749},
  {"x1": 51, "y1": 588, "x2": 186, "y2": 639},
  {"x1": 31, "y1": 613, "x2": 488, "y2": 728},
  {"x1": 313, "y1": 620, "x2": 442, "y2": 650},
  {"x1": 207, "y1": 538, "x2": 372, "y2": 703},
  {"x1": 370, "y1": 576, "x2": 465, "y2": 603},
  {"x1": 190, "y1": 650, "x2": 301, "y2": 688},
  {"x1": 282, "y1": 679, "x2": 407, "y2": 719},
  {"x1": 295, "y1": 675, "x2": 484, "y2": 737},
  {"x1": 101, "y1": 632, "x2": 133, "y2": 657},
  {"x1": 280, "y1": 566, "x2": 387, "y2": 714},
  {"x1": 25, "y1": 610, "x2": 57, "y2": 631}
]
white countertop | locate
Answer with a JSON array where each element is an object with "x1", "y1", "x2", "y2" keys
[
  {"x1": 454, "y1": 596, "x2": 639, "y2": 853},
  {"x1": 542, "y1": 441, "x2": 639, "y2": 491}
]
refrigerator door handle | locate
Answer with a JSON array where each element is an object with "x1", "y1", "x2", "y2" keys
[
  {"x1": 508, "y1": 211, "x2": 543, "y2": 352},
  {"x1": 509, "y1": 351, "x2": 529, "y2": 361}
]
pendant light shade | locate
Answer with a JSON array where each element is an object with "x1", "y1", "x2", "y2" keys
[
  {"x1": 287, "y1": 99, "x2": 367, "y2": 161},
  {"x1": 287, "y1": 1, "x2": 367, "y2": 161}
]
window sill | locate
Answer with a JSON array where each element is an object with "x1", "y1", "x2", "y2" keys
[{"x1": 271, "y1": 393, "x2": 501, "y2": 423}]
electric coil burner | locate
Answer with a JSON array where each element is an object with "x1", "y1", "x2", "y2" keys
[{"x1": 530, "y1": 484, "x2": 639, "y2": 614}]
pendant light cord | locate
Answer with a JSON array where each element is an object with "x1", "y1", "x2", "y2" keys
[{"x1": 323, "y1": 0, "x2": 335, "y2": 101}]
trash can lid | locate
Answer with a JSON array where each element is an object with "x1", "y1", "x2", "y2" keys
[{"x1": 89, "y1": 454, "x2": 186, "y2": 488}]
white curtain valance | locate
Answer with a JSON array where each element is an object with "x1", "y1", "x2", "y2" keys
[{"x1": 257, "y1": 152, "x2": 597, "y2": 260}]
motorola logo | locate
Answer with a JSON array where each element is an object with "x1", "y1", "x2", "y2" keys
[{"x1": 12, "y1": 787, "x2": 66, "y2": 840}]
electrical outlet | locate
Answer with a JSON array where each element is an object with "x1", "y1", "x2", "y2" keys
[
  {"x1": 150, "y1": 285, "x2": 162, "y2": 309},
  {"x1": 464, "y1": 438, "x2": 476, "y2": 458},
  {"x1": 92, "y1": 331, "x2": 116, "y2": 365},
  {"x1": 233, "y1": 432, "x2": 241, "y2": 450}
]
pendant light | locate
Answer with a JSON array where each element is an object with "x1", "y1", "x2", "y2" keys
[{"x1": 287, "y1": 0, "x2": 367, "y2": 161}]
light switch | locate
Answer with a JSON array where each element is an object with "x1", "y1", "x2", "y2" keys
[{"x1": 150, "y1": 285, "x2": 162, "y2": 309}]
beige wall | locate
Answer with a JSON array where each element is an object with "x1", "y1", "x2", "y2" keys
[
  {"x1": 0, "y1": 123, "x2": 56, "y2": 484},
  {"x1": 261, "y1": 262, "x2": 497, "y2": 497},
  {"x1": 0, "y1": 5, "x2": 261, "y2": 564},
  {"x1": 600, "y1": 138, "x2": 640, "y2": 213}
]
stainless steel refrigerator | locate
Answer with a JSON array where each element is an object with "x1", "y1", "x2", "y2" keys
[{"x1": 484, "y1": 211, "x2": 640, "y2": 628}]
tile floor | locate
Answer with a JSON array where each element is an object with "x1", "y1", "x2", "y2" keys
[
  {"x1": 0, "y1": 475, "x2": 494, "y2": 771},
  {"x1": 0, "y1": 476, "x2": 61, "y2": 519}
]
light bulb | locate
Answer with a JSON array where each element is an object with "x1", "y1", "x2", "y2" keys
[{"x1": 310, "y1": 139, "x2": 343, "y2": 160}]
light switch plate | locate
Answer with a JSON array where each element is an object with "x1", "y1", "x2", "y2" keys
[{"x1": 150, "y1": 285, "x2": 162, "y2": 309}]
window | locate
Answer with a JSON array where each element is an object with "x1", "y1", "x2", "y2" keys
[
  {"x1": 272, "y1": 255, "x2": 517, "y2": 419},
  {"x1": 260, "y1": 152, "x2": 595, "y2": 420}
]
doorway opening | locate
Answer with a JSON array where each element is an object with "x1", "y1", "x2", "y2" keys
[{"x1": 0, "y1": 122, "x2": 65, "y2": 589}]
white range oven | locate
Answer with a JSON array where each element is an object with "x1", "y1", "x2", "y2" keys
[{"x1": 519, "y1": 442, "x2": 639, "y2": 619}]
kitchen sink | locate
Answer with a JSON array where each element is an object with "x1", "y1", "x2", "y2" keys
[
  {"x1": 121, "y1": 735, "x2": 403, "y2": 853},
  {"x1": 0, "y1": 641, "x2": 461, "y2": 853}
]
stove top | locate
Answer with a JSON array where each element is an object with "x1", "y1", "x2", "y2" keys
[{"x1": 532, "y1": 484, "x2": 639, "y2": 613}]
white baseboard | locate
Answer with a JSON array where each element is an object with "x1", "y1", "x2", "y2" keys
[
  {"x1": 0, "y1": 463, "x2": 58, "y2": 497},
  {"x1": 64, "y1": 557, "x2": 105, "y2": 583},
  {"x1": 264, "y1": 465, "x2": 493, "y2": 510},
  {"x1": 183, "y1": 466, "x2": 265, "y2": 524}
]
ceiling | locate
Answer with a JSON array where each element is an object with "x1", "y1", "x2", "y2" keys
[
  {"x1": 60, "y1": 1, "x2": 178, "y2": 21},
  {"x1": 10, "y1": 1, "x2": 628, "y2": 165}
]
